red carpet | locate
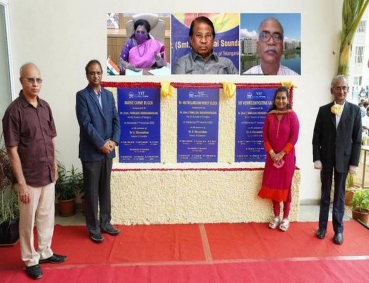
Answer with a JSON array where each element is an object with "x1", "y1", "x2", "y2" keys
[{"x1": 0, "y1": 221, "x2": 368, "y2": 282}]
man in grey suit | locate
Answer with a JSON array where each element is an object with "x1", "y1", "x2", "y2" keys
[
  {"x1": 312, "y1": 75, "x2": 362, "y2": 245},
  {"x1": 76, "y1": 59, "x2": 121, "y2": 243}
]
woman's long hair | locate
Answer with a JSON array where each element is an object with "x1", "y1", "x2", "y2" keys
[{"x1": 267, "y1": 86, "x2": 291, "y2": 113}]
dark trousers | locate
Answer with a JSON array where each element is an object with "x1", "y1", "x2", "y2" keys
[
  {"x1": 319, "y1": 169, "x2": 347, "y2": 233},
  {"x1": 82, "y1": 157, "x2": 113, "y2": 235}
]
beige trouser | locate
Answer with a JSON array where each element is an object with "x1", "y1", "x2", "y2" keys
[{"x1": 19, "y1": 183, "x2": 55, "y2": 267}]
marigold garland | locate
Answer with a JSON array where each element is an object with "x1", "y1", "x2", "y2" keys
[
  {"x1": 222, "y1": 82, "x2": 236, "y2": 98},
  {"x1": 160, "y1": 81, "x2": 173, "y2": 98},
  {"x1": 101, "y1": 82, "x2": 296, "y2": 103}
]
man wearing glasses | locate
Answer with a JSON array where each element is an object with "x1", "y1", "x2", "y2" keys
[
  {"x1": 173, "y1": 16, "x2": 238, "y2": 74},
  {"x1": 2, "y1": 63, "x2": 66, "y2": 280},
  {"x1": 243, "y1": 17, "x2": 298, "y2": 75},
  {"x1": 75, "y1": 59, "x2": 121, "y2": 244},
  {"x1": 312, "y1": 75, "x2": 362, "y2": 245}
]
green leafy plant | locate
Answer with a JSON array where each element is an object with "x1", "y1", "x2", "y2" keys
[
  {"x1": 69, "y1": 165, "x2": 84, "y2": 199},
  {"x1": 351, "y1": 188, "x2": 369, "y2": 212},
  {"x1": 0, "y1": 132, "x2": 19, "y2": 225},
  {"x1": 0, "y1": 187, "x2": 19, "y2": 225},
  {"x1": 346, "y1": 173, "x2": 355, "y2": 188},
  {"x1": 338, "y1": 0, "x2": 369, "y2": 75},
  {"x1": 55, "y1": 163, "x2": 83, "y2": 200}
]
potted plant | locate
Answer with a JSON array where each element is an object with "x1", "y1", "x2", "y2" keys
[
  {"x1": 0, "y1": 133, "x2": 20, "y2": 246},
  {"x1": 345, "y1": 173, "x2": 359, "y2": 205},
  {"x1": 55, "y1": 163, "x2": 80, "y2": 217},
  {"x1": 351, "y1": 188, "x2": 369, "y2": 224},
  {"x1": 69, "y1": 165, "x2": 85, "y2": 213},
  {"x1": 0, "y1": 187, "x2": 19, "y2": 245}
]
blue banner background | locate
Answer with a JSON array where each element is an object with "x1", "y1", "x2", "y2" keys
[
  {"x1": 118, "y1": 88, "x2": 161, "y2": 163},
  {"x1": 235, "y1": 88, "x2": 276, "y2": 162},
  {"x1": 177, "y1": 88, "x2": 219, "y2": 162}
]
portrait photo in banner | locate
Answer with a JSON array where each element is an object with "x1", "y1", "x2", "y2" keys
[
  {"x1": 106, "y1": 13, "x2": 171, "y2": 76},
  {"x1": 171, "y1": 13, "x2": 240, "y2": 74},
  {"x1": 240, "y1": 13, "x2": 301, "y2": 75}
]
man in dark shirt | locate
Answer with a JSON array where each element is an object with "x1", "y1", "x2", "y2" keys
[
  {"x1": 2, "y1": 63, "x2": 66, "y2": 280},
  {"x1": 173, "y1": 16, "x2": 238, "y2": 74}
]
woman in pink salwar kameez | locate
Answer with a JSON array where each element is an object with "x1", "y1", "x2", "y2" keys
[
  {"x1": 258, "y1": 86, "x2": 300, "y2": 232},
  {"x1": 120, "y1": 19, "x2": 166, "y2": 70}
]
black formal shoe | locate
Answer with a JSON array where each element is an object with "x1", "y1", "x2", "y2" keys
[
  {"x1": 26, "y1": 264, "x2": 43, "y2": 280},
  {"x1": 90, "y1": 232, "x2": 104, "y2": 243},
  {"x1": 334, "y1": 233, "x2": 344, "y2": 245},
  {"x1": 316, "y1": 228, "x2": 327, "y2": 239},
  {"x1": 101, "y1": 225, "x2": 121, "y2": 236},
  {"x1": 39, "y1": 253, "x2": 67, "y2": 264}
]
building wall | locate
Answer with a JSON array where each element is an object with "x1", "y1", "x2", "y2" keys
[{"x1": 6, "y1": 0, "x2": 343, "y2": 208}]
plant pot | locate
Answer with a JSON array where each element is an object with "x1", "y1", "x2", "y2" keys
[
  {"x1": 81, "y1": 196, "x2": 86, "y2": 215},
  {"x1": 345, "y1": 189, "x2": 356, "y2": 206},
  {"x1": 0, "y1": 218, "x2": 20, "y2": 246},
  {"x1": 58, "y1": 198, "x2": 76, "y2": 217},
  {"x1": 352, "y1": 209, "x2": 369, "y2": 224}
]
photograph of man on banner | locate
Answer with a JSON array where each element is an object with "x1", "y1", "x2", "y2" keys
[
  {"x1": 172, "y1": 13, "x2": 239, "y2": 75},
  {"x1": 240, "y1": 13, "x2": 301, "y2": 75}
]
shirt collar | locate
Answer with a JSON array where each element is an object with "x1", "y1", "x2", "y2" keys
[
  {"x1": 191, "y1": 50, "x2": 218, "y2": 62},
  {"x1": 19, "y1": 90, "x2": 43, "y2": 107}
]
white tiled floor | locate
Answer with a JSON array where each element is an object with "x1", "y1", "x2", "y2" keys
[{"x1": 297, "y1": 204, "x2": 351, "y2": 222}]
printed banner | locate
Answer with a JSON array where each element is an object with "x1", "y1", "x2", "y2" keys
[
  {"x1": 118, "y1": 88, "x2": 161, "y2": 163},
  {"x1": 235, "y1": 88, "x2": 276, "y2": 162},
  {"x1": 177, "y1": 88, "x2": 219, "y2": 162}
]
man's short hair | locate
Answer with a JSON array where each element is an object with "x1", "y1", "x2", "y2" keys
[
  {"x1": 258, "y1": 17, "x2": 284, "y2": 36},
  {"x1": 330, "y1": 75, "x2": 348, "y2": 89},
  {"x1": 189, "y1": 16, "x2": 216, "y2": 38},
  {"x1": 85, "y1": 59, "x2": 103, "y2": 75}
]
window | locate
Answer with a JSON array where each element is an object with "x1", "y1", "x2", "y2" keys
[
  {"x1": 358, "y1": 20, "x2": 367, "y2": 33},
  {"x1": 355, "y1": 46, "x2": 364, "y2": 63},
  {"x1": 353, "y1": 76, "x2": 362, "y2": 86}
]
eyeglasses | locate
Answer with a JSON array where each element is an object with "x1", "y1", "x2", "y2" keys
[
  {"x1": 23, "y1": 77, "x2": 43, "y2": 84},
  {"x1": 135, "y1": 30, "x2": 147, "y2": 34},
  {"x1": 88, "y1": 71, "x2": 102, "y2": 76},
  {"x1": 194, "y1": 33, "x2": 213, "y2": 41},
  {"x1": 259, "y1": 31, "x2": 283, "y2": 43},
  {"x1": 333, "y1": 86, "x2": 348, "y2": 92}
]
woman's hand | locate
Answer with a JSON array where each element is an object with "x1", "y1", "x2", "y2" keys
[
  {"x1": 154, "y1": 52, "x2": 165, "y2": 67},
  {"x1": 270, "y1": 150, "x2": 285, "y2": 163}
]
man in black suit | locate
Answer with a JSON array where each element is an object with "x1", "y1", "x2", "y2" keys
[{"x1": 312, "y1": 75, "x2": 362, "y2": 245}]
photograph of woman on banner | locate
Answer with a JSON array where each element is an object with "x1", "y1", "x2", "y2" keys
[
  {"x1": 240, "y1": 13, "x2": 301, "y2": 75},
  {"x1": 258, "y1": 86, "x2": 300, "y2": 232},
  {"x1": 120, "y1": 17, "x2": 167, "y2": 71},
  {"x1": 172, "y1": 13, "x2": 239, "y2": 74}
]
